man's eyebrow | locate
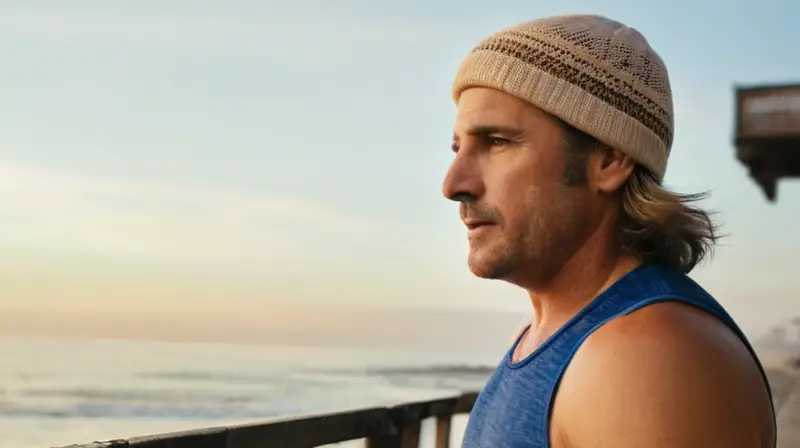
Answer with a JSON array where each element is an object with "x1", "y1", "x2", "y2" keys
[{"x1": 464, "y1": 125, "x2": 525, "y2": 137}]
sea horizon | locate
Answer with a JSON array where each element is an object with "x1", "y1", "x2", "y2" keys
[{"x1": 0, "y1": 335, "x2": 497, "y2": 447}]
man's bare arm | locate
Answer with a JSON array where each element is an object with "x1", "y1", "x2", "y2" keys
[{"x1": 554, "y1": 302, "x2": 774, "y2": 448}]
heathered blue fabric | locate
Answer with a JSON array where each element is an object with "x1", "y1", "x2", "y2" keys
[{"x1": 462, "y1": 263, "x2": 775, "y2": 447}]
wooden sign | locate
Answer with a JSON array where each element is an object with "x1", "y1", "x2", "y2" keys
[{"x1": 736, "y1": 83, "x2": 800, "y2": 139}]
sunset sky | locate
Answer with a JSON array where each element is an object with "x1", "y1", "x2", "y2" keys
[{"x1": 2, "y1": 0, "x2": 799, "y2": 346}]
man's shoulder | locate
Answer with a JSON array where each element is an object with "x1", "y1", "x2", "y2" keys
[
  {"x1": 552, "y1": 300, "x2": 774, "y2": 447},
  {"x1": 567, "y1": 300, "x2": 765, "y2": 397},
  {"x1": 579, "y1": 299, "x2": 757, "y2": 369}
]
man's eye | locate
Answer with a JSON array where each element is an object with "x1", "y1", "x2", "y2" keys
[{"x1": 488, "y1": 136, "x2": 511, "y2": 146}]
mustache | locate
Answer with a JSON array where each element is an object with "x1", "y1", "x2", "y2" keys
[{"x1": 460, "y1": 202, "x2": 502, "y2": 224}]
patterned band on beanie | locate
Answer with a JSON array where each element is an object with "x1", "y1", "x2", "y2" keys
[{"x1": 452, "y1": 14, "x2": 674, "y2": 180}]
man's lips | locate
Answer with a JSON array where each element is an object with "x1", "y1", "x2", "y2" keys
[{"x1": 463, "y1": 218, "x2": 496, "y2": 230}]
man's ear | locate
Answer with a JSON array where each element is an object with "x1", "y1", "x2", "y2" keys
[{"x1": 589, "y1": 146, "x2": 635, "y2": 193}]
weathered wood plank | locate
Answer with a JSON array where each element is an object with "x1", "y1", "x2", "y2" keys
[
  {"x1": 226, "y1": 407, "x2": 389, "y2": 448},
  {"x1": 365, "y1": 434, "x2": 400, "y2": 448},
  {"x1": 56, "y1": 392, "x2": 478, "y2": 448},
  {"x1": 56, "y1": 443, "x2": 128, "y2": 448}
]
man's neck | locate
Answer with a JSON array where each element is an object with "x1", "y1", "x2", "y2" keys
[{"x1": 527, "y1": 232, "x2": 640, "y2": 337}]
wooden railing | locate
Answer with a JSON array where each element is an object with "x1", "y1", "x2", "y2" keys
[{"x1": 58, "y1": 391, "x2": 478, "y2": 448}]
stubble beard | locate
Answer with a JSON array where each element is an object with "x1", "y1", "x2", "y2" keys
[
  {"x1": 467, "y1": 188, "x2": 584, "y2": 287},
  {"x1": 467, "y1": 207, "x2": 550, "y2": 283},
  {"x1": 467, "y1": 234, "x2": 518, "y2": 280}
]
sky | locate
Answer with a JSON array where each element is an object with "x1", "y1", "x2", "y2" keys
[{"x1": 1, "y1": 0, "x2": 799, "y2": 346}]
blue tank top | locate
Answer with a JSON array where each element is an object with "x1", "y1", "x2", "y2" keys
[{"x1": 462, "y1": 263, "x2": 775, "y2": 447}]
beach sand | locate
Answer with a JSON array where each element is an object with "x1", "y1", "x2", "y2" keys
[{"x1": 767, "y1": 361, "x2": 800, "y2": 447}]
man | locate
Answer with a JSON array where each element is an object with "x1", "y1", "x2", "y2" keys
[{"x1": 443, "y1": 14, "x2": 776, "y2": 447}]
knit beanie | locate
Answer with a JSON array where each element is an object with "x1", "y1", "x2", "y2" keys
[{"x1": 452, "y1": 14, "x2": 674, "y2": 180}]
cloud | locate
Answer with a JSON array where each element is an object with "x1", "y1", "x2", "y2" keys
[{"x1": 0, "y1": 162, "x2": 381, "y2": 265}]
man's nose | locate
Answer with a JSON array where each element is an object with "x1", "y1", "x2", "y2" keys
[{"x1": 442, "y1": 152, "x2": 485, "y2": 202}]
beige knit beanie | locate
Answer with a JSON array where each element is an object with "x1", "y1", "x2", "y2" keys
[{"x1": 452, "y1": 14, "x2": 674, "y2": 180}]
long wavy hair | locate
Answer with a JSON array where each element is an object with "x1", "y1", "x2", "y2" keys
[{"x1": 559, "y1": 119, "x2": 719, "y2": 274}]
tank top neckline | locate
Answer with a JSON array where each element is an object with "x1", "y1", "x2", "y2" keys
[{"x1": 506, "y1": 262, "x2": 652, "y2": 370}]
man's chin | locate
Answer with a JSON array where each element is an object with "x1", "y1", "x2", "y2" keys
[{"x1": 467, "y1": 257, "x2": 509, "y2": 280}]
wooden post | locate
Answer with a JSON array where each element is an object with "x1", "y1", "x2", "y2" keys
[
  {"x1": 400, "y1": 421, "x2": 421, "y2": 448},
  {"x1": 435, "y1": 415, "x2": 452, "y2": 448}
]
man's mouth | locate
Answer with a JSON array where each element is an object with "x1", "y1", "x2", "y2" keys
[{"x1": 463, "y1": 218, "x2": 495, "y2": 230}]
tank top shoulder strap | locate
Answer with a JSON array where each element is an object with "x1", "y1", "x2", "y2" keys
[{"x1": 543, "y1": 263, "x2": 776, "y2": 443}]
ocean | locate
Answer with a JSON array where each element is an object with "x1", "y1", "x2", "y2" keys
[{"x1": 0, "y1": 336, "x2": 496, "y2": 448}]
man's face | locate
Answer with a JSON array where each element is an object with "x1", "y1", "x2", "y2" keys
[{"x1": 443, "y1": 88, "x2": 597, "y2": 287}]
